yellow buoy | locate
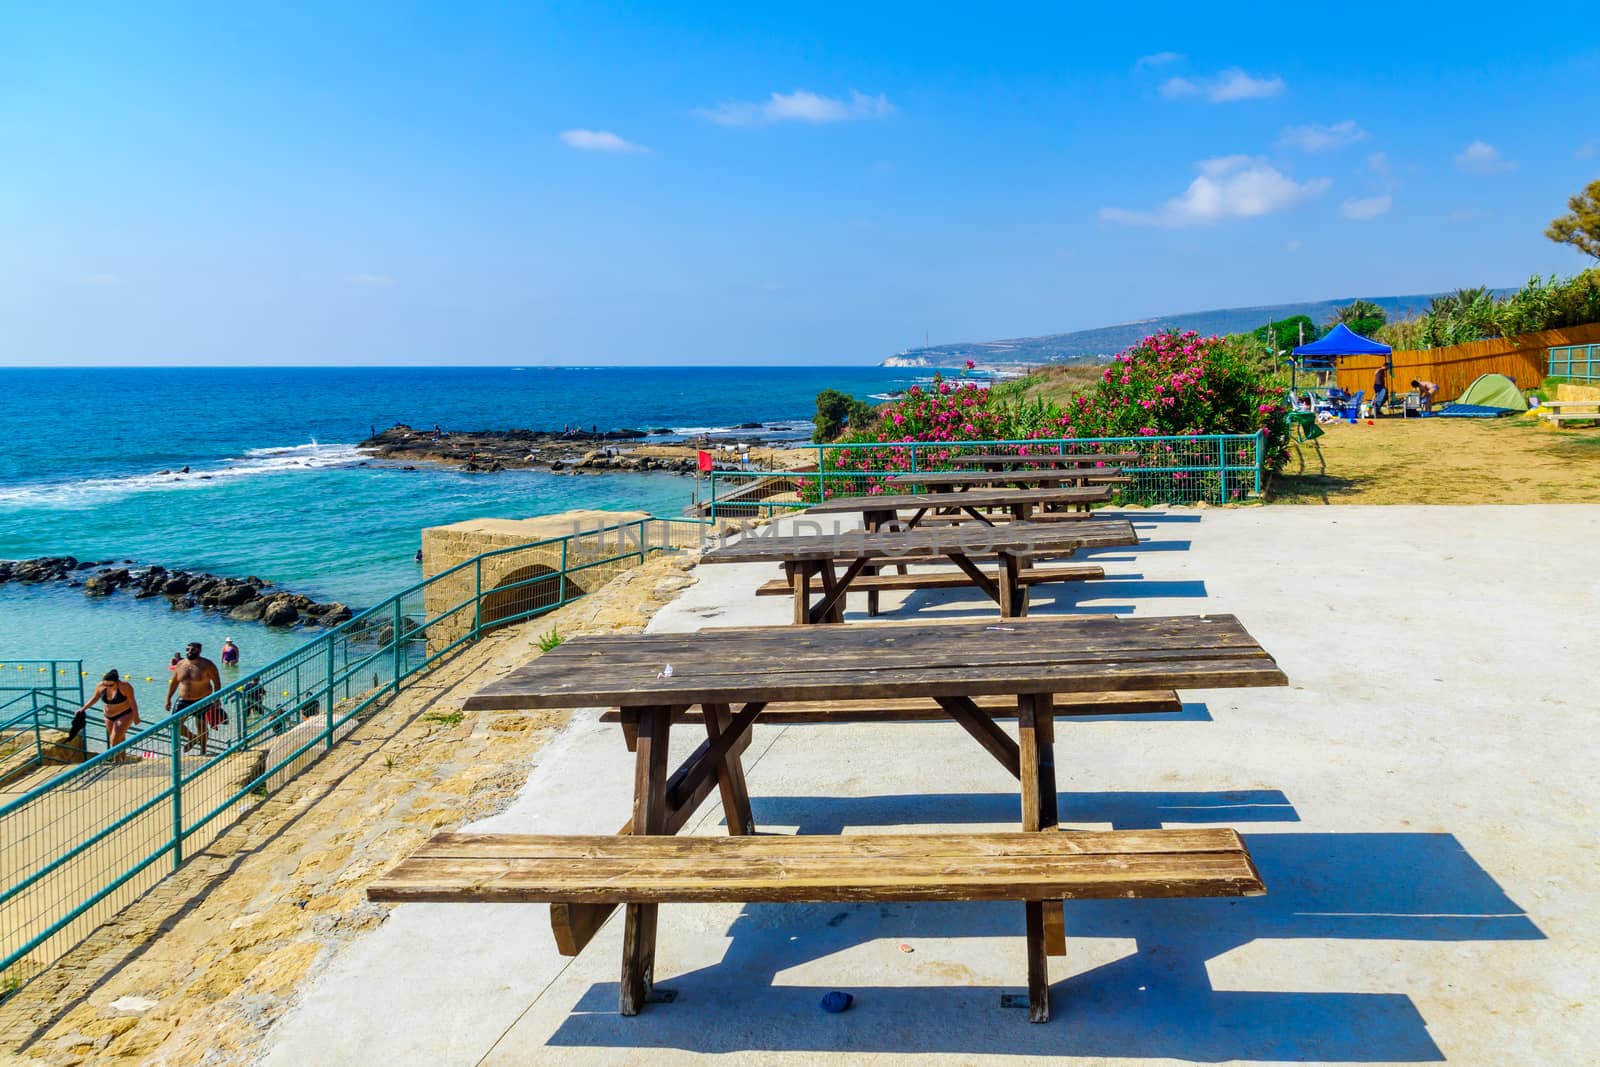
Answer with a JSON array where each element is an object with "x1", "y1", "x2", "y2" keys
[{"x1": 146, "y1": 676, "x2": 154, "y2": 682}]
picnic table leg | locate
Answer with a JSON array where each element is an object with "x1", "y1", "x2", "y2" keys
[
  {"x1": 998, "y1": 553, "x2": 1027, "y2": 618},
  {"x1": 620, "y1": 706, "x2": 672, "y2": 1015},
  {"x1": 788, "y1": 562, "x2": 812, "y2": 625},
  {"x1": 702, "y1": 702, "x2": 755, "y2": 835},
  {"x1": 1018, "y1": 692, "x2": 1065, "y2": 1016}
]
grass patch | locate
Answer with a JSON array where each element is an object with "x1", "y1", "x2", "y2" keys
[
  {"x1": 536, "y1": 628, "x2": 564, "y2": 652},
  {"x1": 423, "y1": 711, "x2": 464, "y2": 727}
]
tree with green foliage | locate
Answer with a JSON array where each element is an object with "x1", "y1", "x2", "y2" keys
[
  {"x1": 1329, "y1": 299, "x2": 1387, "y2": 337},
  {"x1": 1546, "y1": 178, "x2": 1600, "y2": 261},
  {"x1": 812, "y1": 388, "x2": 877, "y2": 442},
  {"x1": 1251, "y1": 315, "x2": 1320, "y2": 354}
]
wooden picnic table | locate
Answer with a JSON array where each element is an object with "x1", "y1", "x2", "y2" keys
[
  {"x1": 701, "y1": 519, "x2": 1138, "y2": 623},
  {"x1": 886, "y1": 468, "x2": 1129, "y2": 493},
  {"x1": 422, "y1": 615, "x2": 1286, "y2": 1020},
  {"x1": 802, "y1": 485, "x2": 1113, "y2": 529},
  {"x1": 962, "y1": 450, "x2": 1141, "y2": 468}
]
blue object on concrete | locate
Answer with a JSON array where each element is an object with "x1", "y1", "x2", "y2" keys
[{"x1": 820, "y1": 991, "x2": 854, "y2": 1013}]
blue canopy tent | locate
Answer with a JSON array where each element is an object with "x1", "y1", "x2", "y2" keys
[
  {"x1": 1292, "y1": 323, "x2": 1393, "y2": 360},
  {"x1": 1290, "y1": 323, "x2": 1393, "y2": 403}
]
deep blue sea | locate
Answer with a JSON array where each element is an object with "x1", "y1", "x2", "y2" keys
[{"x1": 0, "y1": 365, "x2": 917, "y2": 708}]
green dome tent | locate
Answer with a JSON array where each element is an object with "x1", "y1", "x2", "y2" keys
[{"x1": 1451, "y1": 373, "x2": 1528, "y2": 413}]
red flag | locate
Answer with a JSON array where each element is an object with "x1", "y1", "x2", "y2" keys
[{"x1": 696, "y1": 450, "x2": 713, "y2": 472}]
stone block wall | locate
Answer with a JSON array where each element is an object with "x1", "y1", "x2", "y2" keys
[{"x1": 419, "y1": 510, "x2": 661, "y2": 652}]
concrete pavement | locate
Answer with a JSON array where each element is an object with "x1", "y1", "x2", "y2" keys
[{"x1": 260, "y1": 505, "x2": 1600, "y2": 1066}]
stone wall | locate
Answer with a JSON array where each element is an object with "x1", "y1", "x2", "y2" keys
[
  {"x1": 1554, "y1": 382, "x2": 1600, "y2": 401},
  {"x1": 419, "y1": 510, "x2": 660, "y2": 652}
]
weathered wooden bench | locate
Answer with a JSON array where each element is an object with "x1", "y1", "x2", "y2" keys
[
  {"x1": 755, "y1": 563, "x2": 1106, "y2": 616},
  {"x1": 367, "y1": 828, "x2": 1265, "y2": 1022},
  {"x1": 601, "y1": 689, "x2": 1182, "y2": 732}
]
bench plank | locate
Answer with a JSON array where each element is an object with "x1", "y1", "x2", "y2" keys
[
  {"x1": 598, "y1": 690, "x2": 1183, "y2": 725},
  {"x1": 753, "y1": 564, "x2": 1106, "y2": 596},
  {"x1": 367, "y1": 829, "x2": 1265, "y2": 905}
]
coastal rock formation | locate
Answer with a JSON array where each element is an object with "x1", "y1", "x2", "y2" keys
[
  {"x1": 358, "y1": 423, "x2": 799, "y2": 476},
  {"x1": 0, "y1": 556, "x2": 360, "y2": 631}
]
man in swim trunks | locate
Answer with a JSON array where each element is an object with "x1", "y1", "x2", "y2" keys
[{"x1": 166, "y1": 641, "x2": 223, "y2": 755}]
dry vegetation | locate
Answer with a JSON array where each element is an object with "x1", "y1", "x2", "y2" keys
[{"x1": 1270, "y1": 414, "x2": 1600, "y2": 504}]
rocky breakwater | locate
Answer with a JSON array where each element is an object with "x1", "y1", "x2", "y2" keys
[
  {"x1": 0, "y1": 557, "x2": 355, "y2": 630},
  {"x1": 358, "y1": 423, "x2": 796, "y2": 474}
]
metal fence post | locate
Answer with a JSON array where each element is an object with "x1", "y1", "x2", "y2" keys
[
  {"x1": 473, "y1": 557, "x2": 483, "y2": 640},
  {"x1": 559, "y1": 539, "x2": 568, "y2": 605},
  {"x1": 170, "y1": 717, "x2": 184, "y2": 870},
  {"x1": 324, "y1": 635, "x2": 335, "y2": 750},
  {"x1": 31, "y1": 693, "x2": 42, "y2": 765},
  {"x1": 392, "y1": 599, "x2": 404, "y2": 695},
  {"x1": 1217, "y1": 436, "x2": 1228, "y2": 503},
  {"x1": 1254, "y1": 430, "x2": 1265, "y2": 495}
]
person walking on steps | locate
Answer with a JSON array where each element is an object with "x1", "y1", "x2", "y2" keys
[
  {"x1": 167, "y1": 642, "x2": 223, "y2": 755},
  {"x1": 73, "y1": 670, "x2": 140, "y2": 758}
]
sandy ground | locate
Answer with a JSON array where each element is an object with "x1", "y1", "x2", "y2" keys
[
  {"x1": 1270, "y1": 413, "x2": 1600, "y2": 504},
  {"x1": 0, "y1": 554, "x2": 699, "y2": 1066},
  {"x1": 255, "y1": 505, "x2": 1599, "y2": 1066}
]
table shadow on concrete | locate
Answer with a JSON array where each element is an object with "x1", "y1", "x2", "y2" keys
[{"x1": 541, "y1": 792, "x2": 1539, "y2": 1061}]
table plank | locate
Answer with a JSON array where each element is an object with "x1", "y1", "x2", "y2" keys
[
  {"x1": 801, "y1": 486, "x2": 1112, "y2": 515},
  {"x1": 885, "y1": 470, "x2": 1129, "y2": 490},
  {"x1": 700, "y1": 519, "x2": 1137, "y2": 564},
  {"x1": 465, "y1": 615, "x2": 1286, "y2": 709},
  {"x1": 961, "y1": 451, "x2": 1141, "y2": 467}
]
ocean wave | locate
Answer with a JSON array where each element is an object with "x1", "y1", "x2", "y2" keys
[
  {"x1": 0, "y1": 442, "x2": 368, "y2": 508},
  {"x1": 660, "y1": 420, "x2": 814, "y2": 438}
]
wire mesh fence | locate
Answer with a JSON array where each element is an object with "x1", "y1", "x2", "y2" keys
[
  {"x1": 0, "y1": 517, "x2": 706, "y2": 996},
  {"x1": 703, "y1": 433, "x2": 1265, "y2": 519},
  {"x1": 1548, "y1": 343, "x2": 1600, "y2": 382}
]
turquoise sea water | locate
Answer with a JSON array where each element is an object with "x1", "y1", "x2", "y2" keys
[{"x1": 0, "y1": 365, "x2": 915, "y2": 709}]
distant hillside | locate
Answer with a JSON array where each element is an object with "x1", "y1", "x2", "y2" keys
[{"x1": 884, "y1": 293, "x2": 1491, "y2": 366}]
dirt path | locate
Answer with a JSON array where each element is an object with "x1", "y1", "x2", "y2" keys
[
  {"x1": 0, "y1": 554, "x2": 698, "y2": 1066},
  {"x1": 1269, "y1": 414, "x2": 1600, "y2": 504}
]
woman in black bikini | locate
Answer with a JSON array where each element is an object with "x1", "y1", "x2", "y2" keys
[{"x1": 78, "y1": 669, "x2": 140, "y2": 755}]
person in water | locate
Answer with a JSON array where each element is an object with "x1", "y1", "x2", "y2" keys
[
  {"x1": 167, "y1": 642, "x2": 223, "y2": 755},
  {"x1": 75, "y1": 670, "x2": 140, "y2": 757},
  {"x1": 221, "y1": 637, "x2": 240, "y2": 667}
]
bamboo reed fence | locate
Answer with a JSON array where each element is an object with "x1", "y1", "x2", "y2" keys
[{"x1": 1335, "y1": 321, "x2": 1600, "y2": 400}]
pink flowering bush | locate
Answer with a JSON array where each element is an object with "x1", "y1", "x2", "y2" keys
[
  {"x1": 809, "y1": 332, "x2": 1288, "y2": 501},
  {"x1": 1059, "y1": 330, "x2": 1291, "y2": 471}
]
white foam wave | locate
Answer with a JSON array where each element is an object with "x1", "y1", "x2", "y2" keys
[{"x1": 0, "y1": 442, "x2": 368, "y2": 509}]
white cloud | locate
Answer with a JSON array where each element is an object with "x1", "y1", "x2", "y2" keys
[
  {"x1": 1286, "y1": 239, "x2": 1303, "y2": 252},
  {"x1": 1209, "y1": 69, "x2": 1285, "y2": 101},
  {"x1": 1368, "y1": 151, "x2": 1391, "y2": 176},
  {"x1": 345, "y1": 274, "x2": 394, "y2": 287},
  {"x1": 1100, "y1": 155, "x2": 1330, "y2": 227},
  {"x1": 697, "y1": 89, "x2": 895, "y2": 127},
  {"x1": 1280, "y1": 120, "x2": 1367, "y2": 152},
  {"x1": 1136, "y1": 51, "x2": 1184, "y2": 68},
  {"x1": 560, "y1": 129, "x2": 647, "y2": 153},
  {"x1": 1454, "y1": 140, "x2": 1514, "y2": 174},
  {"x1": 1341, "y1": 194, "x2": 1392, "y2": 221},
  {"x1": 1163, "y1": 68, "x2": 1284, "y2": 103},
  {"x1": 1574, "y1": 139, "x2": 1597, "y2": 159}
]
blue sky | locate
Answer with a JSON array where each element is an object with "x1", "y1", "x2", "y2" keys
[{"x1": 2, "y1": 3, "x2": 1597, "y2": 366}]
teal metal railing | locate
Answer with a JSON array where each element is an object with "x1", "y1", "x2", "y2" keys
[
  {"x1": 0, "y1": 517, "x2": 707, "y2": 994},
  {"x1": 0, "y1": 664, "x2": 87, "y2": 784},
  {"x1": 703, "y1": 432, "x2": 1267, "y2": 519},
  {"x1": 1548, "y1": 343, "x2": 1600, "y2": 382}
]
